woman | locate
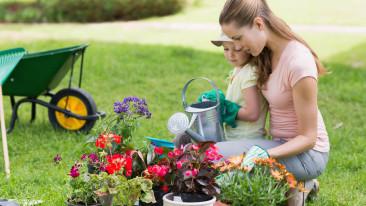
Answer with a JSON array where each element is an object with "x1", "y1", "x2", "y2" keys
[{"x1": 215, "y1": 0, "x2": 330, "y2": 205}]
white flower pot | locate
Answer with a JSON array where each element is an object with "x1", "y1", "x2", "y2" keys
[{"x1": 162, "y1": 193, "x2": 216, "y2": 206}]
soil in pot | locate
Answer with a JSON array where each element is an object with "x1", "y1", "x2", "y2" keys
[
  {"x1": 180, "y1": 193, "x2": 213, "y2": 202},
  {"x1": 87, "y1": 163, "x2": 101, "y2": 174}
]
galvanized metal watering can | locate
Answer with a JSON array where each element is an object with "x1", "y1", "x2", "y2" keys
[{"x1": 167, "y1": 77, "x2": 225, "y2": 143}]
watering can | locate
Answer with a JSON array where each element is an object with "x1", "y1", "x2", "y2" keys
[{"x1": 167, "y1": 77, "x2": 225, "y2": 143}]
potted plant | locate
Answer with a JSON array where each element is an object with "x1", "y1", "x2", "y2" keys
[
  {"x1": 88, "y1": 128, "x2": 156, "y2": 206},
  {"x1": 86, "y1": 97, "x2": 156, "y2": 206},
  {"x1": 64, "y1": 155, "x2": 104, "y2": 206},
  {"x1": 139, "y1": 145, "x2": 173, "y2": 206},
  {"x1": 212, "y1": 155, "x2": 307, "y2": 205},
  {"x1": 160, "y1": 142, "x2": 222, "y2": 205}
]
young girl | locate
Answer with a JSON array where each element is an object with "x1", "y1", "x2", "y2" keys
[
  {"x1": 211, "y1": 32, "x2": 268, "y2": 140},
  {"x1": 172, "y1": 33, "x2": 269, "y2": 148}
]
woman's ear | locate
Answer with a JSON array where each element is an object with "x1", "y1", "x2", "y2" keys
[{"x1": 253, "y1": 17, "x2": 264, "y2": 31}]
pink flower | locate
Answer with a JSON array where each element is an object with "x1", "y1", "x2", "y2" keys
[
  {"x1": 185, "y1": 170, "x2": 191, "y2": 177},
  {"x1": 177, "y1": 161, "x2": 182, "y2": 169},
  {"x1": 160, "y1": 169, "x2": 167, "y2": 177},
  {"x1": 168, "y1": 152, "x2": 174, "y2": 158},
  {"x1": 192, "y1": 168, "x2": 198, "y2": 176},
  {"x1": 154, "y1": 147, "x2": 164, "y2": 155},
  {"x1": 152, "y1": 165, "x2": 161, "y2": 175},
  {"x1": 174, "y1": 149, "x2": 181, "y2": 156},
  {"x1": 192, "y1": 144, "x2": 199, "y2": 150},
  {"x1": 205, "y1": 144, "x2": 222, "y2": 161}
]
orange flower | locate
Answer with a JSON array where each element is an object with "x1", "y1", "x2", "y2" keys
[
  {"x1": 275, "y1": 162, "x2": 286, "y2": 169},
  {"x1": 270, "y1": 169, "x2": 283, "y2": 180},
  {"x1": 286, "y1": 174, "x2": 297, "y2": 188},
  {"x1": 278, "y1": 167, "x2": 288, "y2": 176},
  {"x1": 251, "y1": 157, "x2": 262, "y2": 165},
  {"x1": 297, "y1": 182, "x2": 309, "y2": 193},
  {"x1": 220, "y1": 164, "x2": 230, "y2": 172},
  {"x1": 211, "y1": 161, "x2": 225, "y2": 169},
  {"x1": 227, "y1": 155, "x2": 244, "y2": 166},
  {"x1": 241, "y1": 166, "x2": 250, "y2": 172},
  {"x1": 264, "y1": 158, "x2": 277, "y2": 167}
]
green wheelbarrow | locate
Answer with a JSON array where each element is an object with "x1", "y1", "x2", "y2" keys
[{"x1": 1, "y1": 43, "x2": 105, "y2": 133}]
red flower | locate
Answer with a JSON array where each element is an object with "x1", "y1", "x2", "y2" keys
[
  {"x1": 125, "y1": 169, "x2": 132, "y2": 176},
  {"x1": 113, "y1": 134, "x2": 122, "y2": 144},
  {"x1": 154, "y1": 147, "x2": 164, "y2": 155},
  {"x1": 168, "y1": 152, "x2": 174, "y2": 158},
  {"x1": 162, "y1": 185, "x2": 169, "y2": 193},
  {"x1": 125, "y1": 156, "x2": 132, "y2": 171},
  {"x1": 96, "y1": 136, "x2": 106, "y2": 148},
  {"x1": 174, "y1": 149, "x2": 181, "y2": 156}
]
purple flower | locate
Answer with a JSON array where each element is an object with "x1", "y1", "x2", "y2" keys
[
  {"x1": 68, "y1": 163, "x2": 81, "y2": 178},
  {"x1": 113, "y1": 97, "x2": 152, "y2": 119},
  {"x1": 88, "y1": 153, "x2": 99, "y2": 163},
  {"x1": 81, "y1": 154, "x2": 87, "y2": 160},
  {"x1": 53, "y1": 154, "x2": 62, "y2": 164}
]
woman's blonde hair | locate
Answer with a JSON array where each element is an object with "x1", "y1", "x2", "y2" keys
[{"x1": 219, "y1": 0, "x2": 327, "y2": 88}]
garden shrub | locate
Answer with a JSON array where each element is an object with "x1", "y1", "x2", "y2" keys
[
  {"x1": 0, "y1": 0, "x2": 187, "y2": 23},
  {"x1": 0, "y1": 2, "x2": 43, "y2": 23}
]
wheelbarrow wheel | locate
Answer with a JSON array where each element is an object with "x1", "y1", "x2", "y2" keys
[{"x1": 48, "y1": 87, "x2": 97, "y2": 132}]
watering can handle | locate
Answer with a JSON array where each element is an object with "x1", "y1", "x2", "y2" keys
[{"x1": 182, "y1": 77, "x2": 220, "y2": 108}]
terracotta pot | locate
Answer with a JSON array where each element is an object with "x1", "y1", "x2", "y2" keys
[
  {"x1": 213, "y1": 201, "x2": 230, "y2": 206},
  {"x1": 163, "y1": 193, "x2": 216, "y2": 206}
]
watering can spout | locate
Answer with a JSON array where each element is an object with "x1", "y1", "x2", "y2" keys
[{"x1": 185, "y1": 128, "x2": 205, "y2": 143}]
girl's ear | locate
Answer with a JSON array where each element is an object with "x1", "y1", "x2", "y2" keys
[{"x1": 253, "y1": 17, "x2": 264, "y2": 31}]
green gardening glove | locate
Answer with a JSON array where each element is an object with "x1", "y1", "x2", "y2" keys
[
  {"x1": 198, "y1": 89, "x2": 241, "y2": 128},
  {"x1": 242, "y1": 145, "x2": 270, "y2": 172},
  {"x1": 198, "y1": 89, "x2": 226, "y2": 115},
  {"x1": 223, "y1": 100, "x2": 241, "y2": 128}
]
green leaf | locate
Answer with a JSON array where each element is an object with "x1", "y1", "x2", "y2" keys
[
  {"x1": 140, "y1": 190, "x2": 156, "y2": 203},
  {"x1": 140, "y1": 179, "x2": 153, "y2": 191}
]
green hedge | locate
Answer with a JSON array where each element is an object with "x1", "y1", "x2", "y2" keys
[{"x1": 0, "y1": 0, "x2": 187, "y2": 23}]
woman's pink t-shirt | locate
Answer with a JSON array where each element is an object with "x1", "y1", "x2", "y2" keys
[{"x1": 262, "y1": 41, "x2": 329, "y2": 152}]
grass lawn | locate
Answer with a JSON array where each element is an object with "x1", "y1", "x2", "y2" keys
[{"x1": 0, "y1": 1, "x2": 365, "y2": 205}]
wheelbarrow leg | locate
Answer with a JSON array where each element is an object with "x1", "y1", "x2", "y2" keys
[
  {"x1": 10, "y1": 96, "x2": 18, "y2": 121},
  {"x1": 6, "y1": 98, "x2": 22, "y2": 134},
  {"x1": 31, "y1": 101, "x2": 36, "y2": 122}
]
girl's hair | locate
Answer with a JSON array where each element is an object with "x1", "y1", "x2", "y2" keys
[{"x1": 219, "y1": 0, "x2": 328, "y2": 88}]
